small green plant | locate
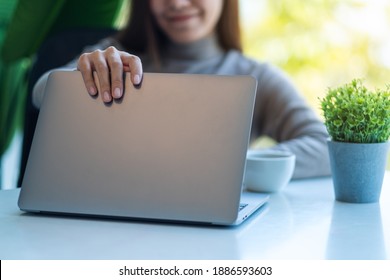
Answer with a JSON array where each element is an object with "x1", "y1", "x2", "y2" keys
[{"x1": 320, "y1": 79, "x2": 390, "y2": 143}]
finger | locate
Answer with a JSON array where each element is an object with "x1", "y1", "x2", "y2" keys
[
  {"x1": 120, "y1": 53, "x2": 143, "y2": 86},
  {"x1": 92, "y1": 50, "x2": 112, "y2": 103},
  {"x1": 105, "y1": 47, "x2": 124, "y2": 99},
  {"x1": 77, "y1": 53, "x2": 97, "y2": 96}
]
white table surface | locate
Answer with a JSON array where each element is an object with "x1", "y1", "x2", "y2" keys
[{"x1": 1, "y1": 172, "x2": 389, "y2": 260}]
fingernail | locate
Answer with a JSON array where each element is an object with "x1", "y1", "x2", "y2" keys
[
  {"x1": 104, "y1": 91, "x2": 111, "y2": 102},
  {"x1": 89, "y1": 87, "x2": 96, "y2": 95},
  {"x1": 114, "y1": 88, "x2": 121, "y2": 98},
  {"x1": 134, "y1": 74, "x2": 140, "y2": 85}
]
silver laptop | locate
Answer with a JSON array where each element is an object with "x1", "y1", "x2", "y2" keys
[{"x1": 19, "y1": 71, "x2": 268, "y2": 226}]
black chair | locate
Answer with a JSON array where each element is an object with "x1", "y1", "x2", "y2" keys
[{"x1": 18, "y1": 27, "x2": 117, "y2": 187}]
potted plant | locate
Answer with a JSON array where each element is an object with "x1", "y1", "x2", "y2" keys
[{"x1": 320, "y1": 79, "x2": 390, "y2": 203}]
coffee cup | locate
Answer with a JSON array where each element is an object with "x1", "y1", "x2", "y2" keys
[{"x1": 244, "y1": 150, "x2": 295, "y2": 193}]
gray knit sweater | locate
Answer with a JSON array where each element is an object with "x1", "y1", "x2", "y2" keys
[{"x1": 33, "y1": 35, "x2": 331, "y2": 179}]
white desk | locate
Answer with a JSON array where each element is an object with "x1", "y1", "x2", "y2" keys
[{"x1": 1, "y1": 173, "x2": 389, "y2": 260}]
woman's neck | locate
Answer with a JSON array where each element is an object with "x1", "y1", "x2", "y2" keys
[{"x1": 161, "y1": 34, "x2": 224, "y2": 61}]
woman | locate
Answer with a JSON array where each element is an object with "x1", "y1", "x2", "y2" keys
[{"x1": 33, "y1": 0, "x2": 330, "y2": 178}]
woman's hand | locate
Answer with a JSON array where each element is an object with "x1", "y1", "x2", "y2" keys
[{"x1": 77, "y1": 46, "x2": 143, "y2": 103}]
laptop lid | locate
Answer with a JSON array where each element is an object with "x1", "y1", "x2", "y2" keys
[{"x1": 19, "y1": 71, "x2": 260, "y2": 225}]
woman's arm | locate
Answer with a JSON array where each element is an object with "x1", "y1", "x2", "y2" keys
[{"x1": 252, "y1": 64, "x2": 330, "y2": 179}]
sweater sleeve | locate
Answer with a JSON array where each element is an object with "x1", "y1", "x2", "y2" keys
[{"x1": 251, "y1": 63, "x2": 330, "y2": 179}]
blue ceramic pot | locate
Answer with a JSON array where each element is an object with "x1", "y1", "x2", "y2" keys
[{"x1": 327, "y1": 140, "x2": 389, "y2": 203}]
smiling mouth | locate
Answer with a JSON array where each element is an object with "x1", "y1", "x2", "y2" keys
[
  {"x1": 166, "y1": 12, "x2": 199, "y2": 23},
  {"x1": 170, "y1": 14, "x2": 195, "y2": 22}
]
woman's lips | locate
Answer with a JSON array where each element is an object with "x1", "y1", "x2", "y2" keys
[
  {"x1": 169, "y1": 14, "x2": 195, "y2": 22},
  {"x1": 166, "y1": 12, "x2": 199, "y2": 23}
]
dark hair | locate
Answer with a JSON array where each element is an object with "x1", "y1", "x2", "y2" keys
[{"x1": 116, "y1": 0, "x2": 241, "y2": 63}]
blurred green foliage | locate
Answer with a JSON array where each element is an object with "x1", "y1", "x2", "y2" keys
[
  {"x1": 240, "y1": 0, "x2": 390, "y2": 167},
  {"x1": 0, "y1": 0, "x2": 29, "y2": 158},
  {"x1": 241, "y1": 0, "x2": 390, "y2": 110}
]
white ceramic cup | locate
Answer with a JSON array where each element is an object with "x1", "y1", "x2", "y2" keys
[{"x1": 244, "y1": 150, "x2": 296, "y2": 193}]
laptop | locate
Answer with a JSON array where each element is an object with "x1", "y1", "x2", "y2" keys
[{"x1": 18, "y1": 71, "x2": 269, "y2": 226}]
